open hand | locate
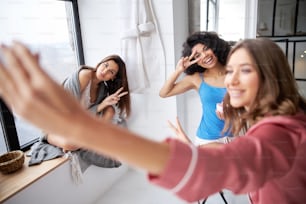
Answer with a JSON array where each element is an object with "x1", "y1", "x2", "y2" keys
[
  {"x1": 167, "y1": 117, "x2": 192, "y2": 144},
  {"x1": 0, "y1": 41, "x2": 90, "y2": 137},
  {"x1": 104, "y1": 87, "x2": 128, "y2": 106},
  {"x1": 176, "y1": 50, "x2": 200, "y2": 72}
]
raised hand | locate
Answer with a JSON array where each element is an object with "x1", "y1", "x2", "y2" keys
[
  {"x1": 175, "y1": 50, "x2": 199, "y2": 73},
  {"x1": 97, "y1": 87, "x2": 128, "y2": 113},
  {"x1": 0, "y1": 41, "x2": 90, "y2": 137},
  {"x1": 167, "y1": 117, "x2": 192, "y2": 144},
  {"x1": 105, "y1": 87, "x2": 128, "y2": 106}
]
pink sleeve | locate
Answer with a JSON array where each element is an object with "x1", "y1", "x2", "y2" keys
[
  {"x1": 148, "y1": 122, "x2": 299, "y2": 202},
  {"x1": 148, "y1": 138, "x2": 196, "y2": 190}
]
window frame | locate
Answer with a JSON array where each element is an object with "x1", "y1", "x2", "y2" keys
[{"x1": 0, "y1": 0, "x2": 84, "y2": 152}]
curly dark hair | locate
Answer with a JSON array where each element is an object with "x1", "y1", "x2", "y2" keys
[{"x1": 182, "y1": 31, "x2": 231, "y2": 75}]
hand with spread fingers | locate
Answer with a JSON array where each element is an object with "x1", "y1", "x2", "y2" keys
[
  {"x1": 0, "y1": 42, "x2": 89, "y2": 137},
  {"x1": 176, "y1": 50, "x2": 199, "y2": 73},
  {"x1": 167, "y1": 117, "x2": 192, "y2": 144},
  {"x1": 97, "y1": 87, "x2": 128, "y2": 113}
]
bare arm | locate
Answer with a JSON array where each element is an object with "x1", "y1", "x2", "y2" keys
[
  {"x1": 47, "y1": 133, "x2": 80, "y2": 152},
  {"x1": 0, "y1": 42, "x2": 170, "y2": 175},
  {"x1": 100, "y1": 106, "x2": 115, "y2": 122},
  {"x1": 159, "y1": 56, "x2": 199, "y2": 97}
]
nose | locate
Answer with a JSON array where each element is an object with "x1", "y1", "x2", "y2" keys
[
  {"x1": 201, "y1": 51, "x2": 207, "y2": 58},
  {"x1": 226, "y1": 71, "x2": 239, "y2": 86},
  {"x1": 102, "y1": 66, "x2": 109, "y2": 73}
]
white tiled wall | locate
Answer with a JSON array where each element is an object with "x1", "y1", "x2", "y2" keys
[{"x1": 78, "y1": 0, "x2": 191, "y2": 141}]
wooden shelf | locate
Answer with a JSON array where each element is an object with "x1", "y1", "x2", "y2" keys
[{"x1": 0, "y1": 152, "x2": 68, "y2": 203}]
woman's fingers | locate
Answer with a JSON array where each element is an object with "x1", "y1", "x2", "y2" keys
[
  {"x1": 175, "y1": 116, "x2": 184, "y2": 132},
  {"x1": 189, "y1": 49, "x2": 196, "y2": 60},
  {"x1": 118, "y1": 91, "x2": 128, "y2": 98},
  {"x1": 112, "y1": 87, "x2": 128, "y2": 98},
  {"x1": 114, "y1": 87, "x2": 124, "y2": 95},
  {"x1": 0, "y1": 42, "x2": 86, "y2": 136},
  {"x1": 0, "y1": 43, "x2": 34, "y2": 112},
  {"x1": 111, "y1": 87, "x2": 128, "y2": 99},
  {"x1": 188, "y1": 50, "x2": 200, "y2": 65},
  {"x1": 189, "y1": 57, "x2": 200, "y2": 65},
  {"x1": 167, "y1": 120, "x2": 177, "y2": 133},
  {"x1": 167, "y1": 117, "x2": 190, "y2": 143}
]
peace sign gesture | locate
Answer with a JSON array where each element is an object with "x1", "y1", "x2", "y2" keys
[
  {"x1": 176, "y1": 50, "x2": 200, "y2": 73},
  {"x1": 97, "y1": 87, "x2": 128, "y2": 112}
]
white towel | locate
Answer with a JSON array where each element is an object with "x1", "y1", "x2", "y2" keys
[{"x1": 119, "y1": 0, "x2": 166, "y2": 93}]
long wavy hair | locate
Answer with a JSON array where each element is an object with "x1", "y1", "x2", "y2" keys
[
  {"x1": 223, "y1": 38, "x2": 306, "y2": 135},
  {"x1": 182, "y1": 31, "x2": 231, "y2": 75},
  {"x1": 94, "y1": 55, "x2": 131, "y2": 117}
]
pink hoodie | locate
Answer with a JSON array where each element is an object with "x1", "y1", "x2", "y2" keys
[{"x1": 149, "y1": 113, "x2": 306, "y2": 204}]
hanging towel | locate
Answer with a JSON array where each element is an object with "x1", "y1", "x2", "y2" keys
[{"x1": 119, "y1": 0, "x2": 166, "y2": 93}]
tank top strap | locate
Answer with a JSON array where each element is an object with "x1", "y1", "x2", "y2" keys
[{"x1": 200, "y1": 72, "x2": 204, "y2": 82}]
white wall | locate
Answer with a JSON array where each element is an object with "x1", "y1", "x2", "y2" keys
[
  {"x1": 5, "y1": 162, "x2": 129, "y2": 204},
  {"x1": 77, "y1": 0, "x2": 187, "y2": 141}
]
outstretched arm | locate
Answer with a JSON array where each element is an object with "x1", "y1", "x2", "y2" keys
[{"x1": 0, "y1": 42, "x2": 170, "y2": 175}]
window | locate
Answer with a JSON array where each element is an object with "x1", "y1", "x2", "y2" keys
[
  {"x1": 199, "y1": 0, "x2": 247, "y2": 41},
  {"x1": 0, "y1": 122, "x2": 5, "y2": 155},
  {"x1": 257, "y1": 0, "x2": 306, "y2": 37},
  {"x1": 200, "y1": 0, "x2": 218, "y2": 32},
  {"x1": 0, "y1": 0, "x2": 84, "y2": 153}
]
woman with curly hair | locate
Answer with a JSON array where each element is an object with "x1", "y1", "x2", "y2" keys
[{"x1": 160, "y1": 31, "x2": 232, "y2": 145}]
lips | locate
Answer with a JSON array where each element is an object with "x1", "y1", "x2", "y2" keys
[
  {"x1": 228, "y1": 89, "x2": 244, "y2": 98},
  {"x1": 202, "y1": 56, "x2": 213, "y2": 66}
]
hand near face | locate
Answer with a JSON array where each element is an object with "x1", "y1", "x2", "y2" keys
[
  {"x1": 175, "y1": 51, "x2": 200, "y2": 73},
  {"x1": 0, "y1": 42, "x2": 90, "y2": 136}
]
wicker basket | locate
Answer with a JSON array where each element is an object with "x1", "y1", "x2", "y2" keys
[{"x1": 0, "y1": 150, "x2": 25, "y2": 174}]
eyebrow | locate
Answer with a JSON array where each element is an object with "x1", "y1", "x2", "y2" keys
[{"x1": 226, "y1": 62, "x2": 253, "y2": 68}]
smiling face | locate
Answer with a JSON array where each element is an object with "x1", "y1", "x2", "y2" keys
[
  {"x1": 95, "y1": 60, "x2": 119, "y2": 81},
  {"x1": 224, "y1": 48, "x2": 260, "y2": 111},
  {"x1": 191, "y1": 43, "x2": 219, "y2": 69}
]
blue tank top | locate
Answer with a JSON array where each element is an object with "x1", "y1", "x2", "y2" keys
[{"x1": 196, "y1": 75, "x2": 229, "y2": 140}]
